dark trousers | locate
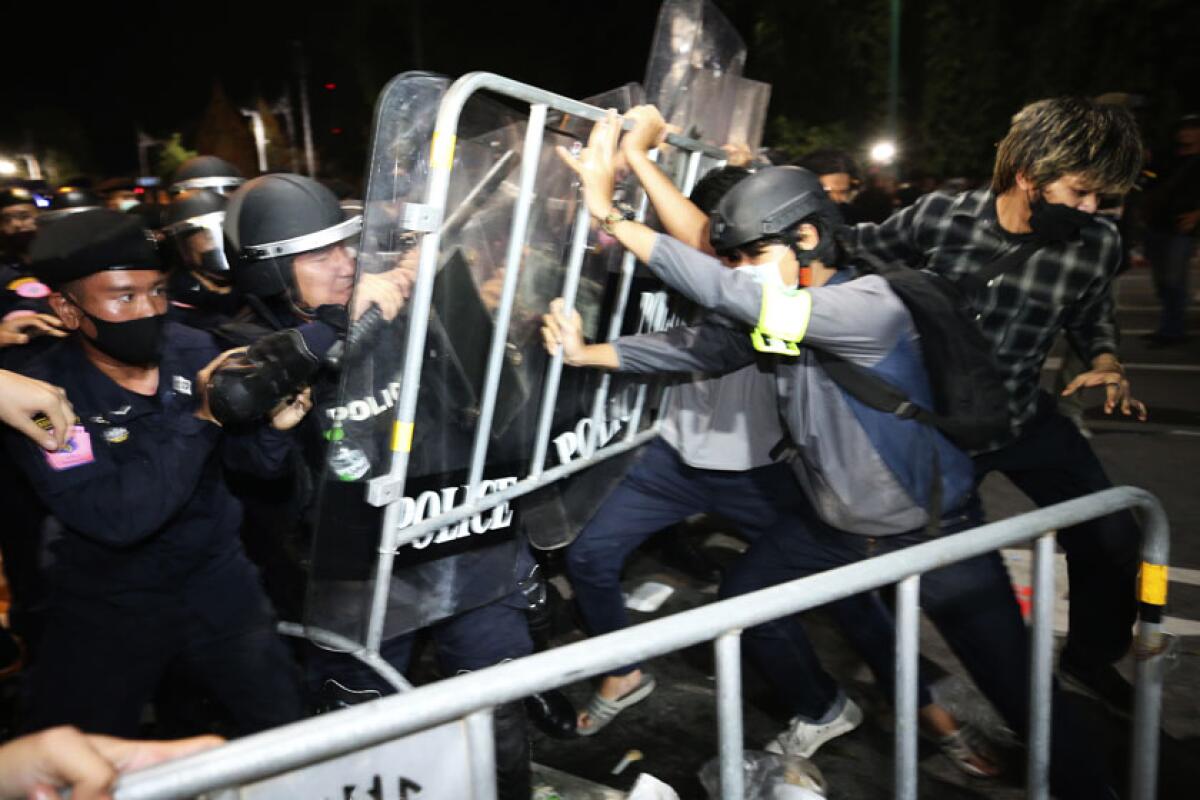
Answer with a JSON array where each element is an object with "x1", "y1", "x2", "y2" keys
[
  {"x1": 720, "y1": 505, "x2": 1007, "y2": 722},
  {"x1": 1144, "y1": 229, "x2": 1196, "y2": 338},
  {"x1": 720, "y1": 502, "x2": 1110, "y2": 799},
  {"x1": 565, "y1": 437, "x2": 801, "y2": 675},
  {"x1": 975, "y1": 396, "x2": 1141, "y2": 666},
  {"x1": 24, "y1": 583, "x2": 303, "y2": 738},
  {"x1": 308, "y1": 590, "x2": 533, "y2": 800}
]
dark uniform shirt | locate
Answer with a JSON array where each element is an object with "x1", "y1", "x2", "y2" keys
[{"x1": 3, "y1": 322, "x2": 294, "y2": 628}]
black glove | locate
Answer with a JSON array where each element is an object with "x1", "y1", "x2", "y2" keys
[{"x1": 207, "y1": 328, "x2": 320, "y2": 427}]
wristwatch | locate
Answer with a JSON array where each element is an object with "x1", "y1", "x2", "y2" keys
[{"x1": 602, "y1": 203, "x2": 637, "y2": 234}]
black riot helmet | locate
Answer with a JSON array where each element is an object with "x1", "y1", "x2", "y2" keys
[
  {"x1": 40, "y1": 186, "x2": 104, "y2": 224},
  {"x1": 225, "y1": 173, "x2": 362, "y2": 301},
  {"x1": 709, "y1": 166, "x2": 844, "y2": 267},
  {"x1": 170, "y1": 155, "x2": 245, "y2": 195},
  {"x1": 163, "y1": 189, "x2": 230, "y2": 276}
]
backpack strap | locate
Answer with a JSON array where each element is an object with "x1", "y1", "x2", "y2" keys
[
  {"x1": 811, "y1": 348, "x2": 944, "y2": 535},
  {"x1": 811, "y1": 349, "x2": 942, "y2": 428},
  {"x1": 851, "y1": 237, "x2": 1042, "y2": 295}
]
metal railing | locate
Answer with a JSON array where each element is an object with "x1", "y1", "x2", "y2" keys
[
  {"x1": 356, "y1": 72, "x2": 727, "y2": 654},
  {"x1": 115, "y1": 486, "x2": 1171, "y2": 800}
]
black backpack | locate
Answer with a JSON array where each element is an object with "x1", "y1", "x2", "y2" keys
[{"x1": 811, "y1": 244, "x2": 1039, "y2": 452}]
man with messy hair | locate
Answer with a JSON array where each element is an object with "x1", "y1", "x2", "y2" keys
[{"x1": 849, "y1": 96, "x2": 1147, "y2": 714}]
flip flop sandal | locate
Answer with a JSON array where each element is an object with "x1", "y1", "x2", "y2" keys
[
  {"x1": 934, "y1": 724, "x2": 1000, "y2": 779},
  {"x1": 576, "y1": 673, "x2": 657, "y2": 737}
]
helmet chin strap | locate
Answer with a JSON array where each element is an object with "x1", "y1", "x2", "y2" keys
[{"x1": 786, "y1": 218, "x2": 839, "y2": 283}]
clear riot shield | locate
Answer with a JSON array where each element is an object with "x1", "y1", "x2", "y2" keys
[
  {"x1": 643, "y1": 0, "x2": 746, "y2": 144},
  {"x1": 726, "y1": 77, "x2": 772, "y2": 155},
  {"x1": 304, "y1": 73, "x2": 671, "y2": 643},
  {"x1": 643, "y1": 0, "x2": 746, "y2": 198},
  {"x1": 305, "y1": 70, "x2": 726, "y2": 651},
  {"x1": 307, "y1": 72, "x2": 548, "y2": 643},
  {"x1": 515, "y1": 83, "x2": 675, "y2": 551}
]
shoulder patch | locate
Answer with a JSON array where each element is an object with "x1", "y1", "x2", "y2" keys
[{"x1": 44, "y1": 426, "x2": 96, "y2": 470}]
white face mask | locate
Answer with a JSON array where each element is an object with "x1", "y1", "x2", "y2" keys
[{"x1": 736, "y1": 258, "x2": 797, "y2": 289}]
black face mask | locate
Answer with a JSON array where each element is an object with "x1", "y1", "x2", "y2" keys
[
  {"x1": 70, "y1": 299, "x2": 167, "y2": 366},
  {"x1": 1028, "y1": 195, "x2": 1094, "y2": 242}
]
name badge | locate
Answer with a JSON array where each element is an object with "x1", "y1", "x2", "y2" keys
[{"x1": 44, "y1": 425, "x2": 96, "y2": 471}]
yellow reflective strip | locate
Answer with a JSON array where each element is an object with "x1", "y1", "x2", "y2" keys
[
  {"x1": 430, "y1": 132, "x2": 457, "y2": 170},
  {"x1": 755, "y1": 286, "x2": 812, "y2": 344},
  {"x1": 1139, "y1": 563, "x2": 1168, "y2": 606},
  {"x1": 391, "y1": 421, "x2": 415, "y2": 453}
]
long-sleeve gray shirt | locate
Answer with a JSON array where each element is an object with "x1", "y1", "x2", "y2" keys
[
  {"x1": 611, "y1": 235, "x2": 974, "y2": 536},
  {"x1": 613, "y1": 313, "x2": 783, "y2": 471}
]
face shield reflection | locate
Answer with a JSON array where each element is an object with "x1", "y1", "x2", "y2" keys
[{"x1": 164, "y1": 211, "x2": 229, "y2": 276}]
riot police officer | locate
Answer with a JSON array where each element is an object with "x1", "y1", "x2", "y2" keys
[
  {"x1": 39, "y1": 186, "x2": 103, "y2": 225},
  {"x1": 169, "y1": 155, "x2": 246, "y2": 196},
  {"x1": 2, "y1": 208, "x2": 305, "y2": 737},
  {"x1": 222, "y1": 174, "x2": 533, "y2": 799},
  {"x1": 1, "y1": 187, "x2": 43, "y2": 317},
  {"x1": 162, "y1": 189, "x2": 243, "y2": 332}
]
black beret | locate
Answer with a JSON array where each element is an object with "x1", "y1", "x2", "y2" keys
[
  {"x1": 0, "y1": 186, "x2": 36, "y2": 209},
  {"x1": 30, "y1": 208, "x2": 162, "y2": 288}
]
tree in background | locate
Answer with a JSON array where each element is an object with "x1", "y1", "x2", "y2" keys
[
  {"x1": 194, "y1": 84, "x2": 259, "y2": 178},
  {"x1": 155, "y1": 134, "x2": 198, "y2": 183},
  {"x1": 721, "y1": 0, "x2": 1199, "y2": 180}
]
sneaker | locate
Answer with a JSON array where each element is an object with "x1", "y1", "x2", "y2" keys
[
  {"x1": 1058, "y1": 659, "x2": 1133, "y2": 719},
  {"x1": 765, "y1": 696, "x2": 864, "y2": 758}
]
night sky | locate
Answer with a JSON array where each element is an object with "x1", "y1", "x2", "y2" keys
[
  {"x1": 1, "y1": 1, "x2": 666, "y2": 178},
  {"x1": 3, "y1": 1, "x2": 1196, "y2": 182}
]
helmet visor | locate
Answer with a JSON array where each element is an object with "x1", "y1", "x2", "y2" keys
[
  {"x1": 170, "y1": 176, "x2": 246, "y2": 196},
  {"x1": 164, "y1": 211, "x2": 230, "y2": 274}
]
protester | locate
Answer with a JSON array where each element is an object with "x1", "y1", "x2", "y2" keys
[
  {"x1": 545, "y1": 113, "x2": 1127, "y2": 788},
  {"x1": 848, "y1": 97, "x2": 1148, "y2": 714},
  {"x1": 1142, "y1": 114, "x2": 1200, "y2": 346}
]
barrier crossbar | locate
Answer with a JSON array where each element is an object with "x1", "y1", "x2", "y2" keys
[{"x1": 114, "y1": 486, "x2": 1171, "y2": 800}]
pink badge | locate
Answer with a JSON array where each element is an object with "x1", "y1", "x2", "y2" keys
[
  {"x1": 15, "y1": 281, "x2": 50, "y2": 299},
  {"x1": 44, "y1": 425, "x2": 96, "y2": 471}
]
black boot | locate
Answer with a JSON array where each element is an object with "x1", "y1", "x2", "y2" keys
[{"x1": 524, "y1": 688, "x2": 579, "y2": 739}]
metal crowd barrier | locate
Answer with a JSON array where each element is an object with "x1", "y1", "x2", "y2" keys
[
  {"x1": 114, "y1": 486, "x2": 1171, "y2": 800},
  {"x1": 358, "y1": 72, "x2": 728, "y2": 655}
]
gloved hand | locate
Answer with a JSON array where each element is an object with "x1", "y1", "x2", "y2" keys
[{"x1": 203, "y1": 329, "x2": 321, "y2": 427}]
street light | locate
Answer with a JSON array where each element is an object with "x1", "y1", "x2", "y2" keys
[
  {"x1": 869, "y1": 140, "x2": 897, "y2": 165},
  {"x1": 0, "y1": 158, "x2": 18, "y2": 177}
]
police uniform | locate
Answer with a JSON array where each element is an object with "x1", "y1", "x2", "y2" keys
[
  {"x1": 0, "y1": 186, "x2": 50, "y2": 322},
  {"x1": 222, "y1": 175, "x2": 533, "y2": 798},
  {"x1": 4, "y1": 210, "x2": 303, "y2": 736}
]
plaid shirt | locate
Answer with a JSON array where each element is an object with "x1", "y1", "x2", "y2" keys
[{"x1": 847, "y1": 189, "x2": 1121, "y2": 447}]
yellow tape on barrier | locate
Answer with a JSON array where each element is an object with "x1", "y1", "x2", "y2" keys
[
  {"x1": 430, "y1": 132, "x2": 457, "y2": 170},
  {"x1": 1139, "y1": 562, "x2": 1168, "y2": 606},
  {"x1": 391, "y1": 421, "x2": 415, "y2": 453}
]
